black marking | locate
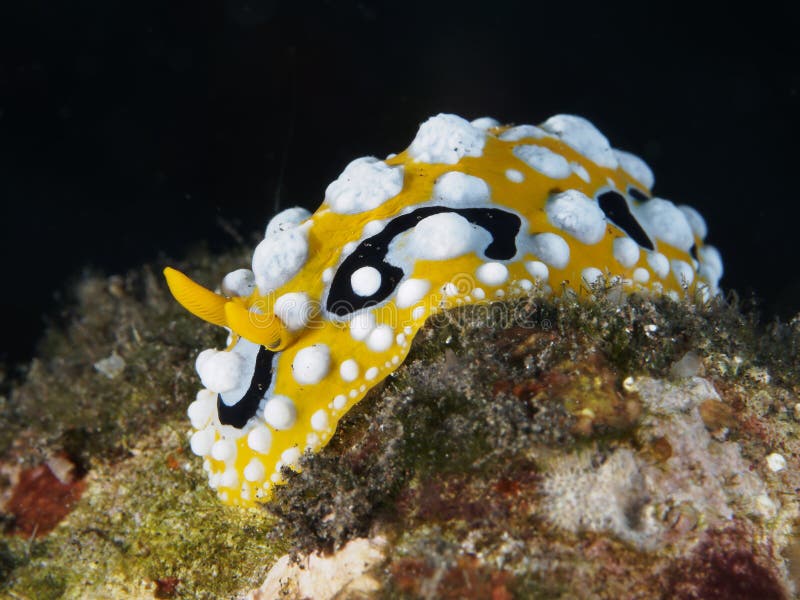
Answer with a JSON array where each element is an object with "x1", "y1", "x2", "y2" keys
[
  {"x1": 326, "y1": 206, "x2": 522, "y2": 316},
  {"x1": 217, "y1": 345, "x2": 274, "y2": 428},
  {"x1": 628, "y1": 187, "x2": 649, "y2": 202},
  {"x1": 597, "y1": 191, "x2": 654, "y2": 251},
  {"x1": 689, "y1": 244, "x2": 698, "y2": 261}
]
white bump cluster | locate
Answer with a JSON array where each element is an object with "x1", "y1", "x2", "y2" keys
[
  {"x1": 698, "y1": 245, "x2": 723, "y2": 289},
  {"x1": 525, "y1": 260, "x2": 549, "y2": 281},
  {"x1": 476, "y1": 262, "x2": 509, "y2": 286},
  {"x1": 432, "y1": 171, "x2": 491, "y2": 206},
  {"x1": 528, "y1": 232, "x2": 570, "y2": 269},
  {"x1": 265, "y1": 206, "x2": 311, "y2": 237},
  {"x1": 499, "y1": 124, "x2": 546, "y2": 142},
  {"x1": 247, "y1": 426, "x2": 272, "y2": 454},
  {"x1": 513, "y1": 144, "x2": 571, "y2": 179},
  {"x1": 221, "y1": 269, "x2": 256, "y2": 297},
  {"x1": 367, "y1": 324, "x2": 394, "y2": 352},
  {"x1": 325, "y1": 156, "x2": 404, "y2": 214},
  {"x1": 351, "y1": 266, "x2": 382, "y2": 297},
  {"x1": 613, "y1": 237, "x2": 640, "y2": 268},
  {"x1": 340, "y1": 358, "x2": 359, "y2": 382},
  {"x1": 671, "y1": 259, "x2": 695, "y2": 287},
  {"x1": 406, "y1": 212, "x2": 490, "y2": 260},
  {"x1": 349, "y1": 311, "x2": 375, "y2": 341},
  {"x1": 505, "y1": 168, "x2": 524, "y2": 183},
  {"x1": 678, "y1": 205, "x2": 708, "y2": 240},
  {"x1": 541, "y1": 115, "x2": 618, "y2": 169},
  {"x1": 274, "y1": 292, "x2": 313, "y2": 331},
  {"x1": 252, "y1": 225, "x2": 309, "y2": 293},
  {"x1": 613, "y1": 149, "x2": 655, "y2": 189},
  {"x1": 196, "y1": 348, "x2": 248, "y2": 395},
  {"x1": 633, "y1": 198, "x2": 694, "y2": 251},
  {"x1": 470, "y1": 116, "x2": 500, "y2": 130},
  {"x1": 546, "y1": 190, "x2": 607, "y2": 245},
  {"x1": 188, "y1": 389, "x2": 217, "y2": 429},
  {"x1": 396, "y1": 278, "x2": 431, "y2": 308},
  {"x1": 408, "y1": 113, "x2": 486, "y2": 164},
  {"x1": 264, "y1": 395, "x2": 297, "y2": 430},
  {"x1": 647, "y1": 252, "x2": 670, "y2": 279},
  {"x1": 292, "y1": 344, "x2": 331, "y2": 385}
]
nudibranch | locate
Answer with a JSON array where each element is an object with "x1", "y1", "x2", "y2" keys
[{"x1": 164, "y1": 113, "x2": 723, "y2": 506}]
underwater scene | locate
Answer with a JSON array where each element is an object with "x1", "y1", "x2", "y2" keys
[{"x1": 1, "y1": 2, "x2": 799, "y2": 598}]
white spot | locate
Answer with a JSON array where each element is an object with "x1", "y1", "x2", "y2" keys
[
  {"x1": 513, "y1": 145, "x2": 571, "y2": 179},
  {"x1": 263, "y1": 395, "x2": 297, "y2": 430},
  {"x1": 632, "y1": 198, "x2": 694, "y2": 251},
  {"x1": 473, "y1": 287, "x2": 486, "y2": 300},
  {"x1": 633, "y1": 267, "x2": 650, "y2": 283},
  {"x1": 546, "y1": 190, "x2": 606, "y2": 244},
  {"x1": 351, "y1": 266, "x2": 382, "y2": 297},
  {"x1": 274, "y1": 292, "x2": 313, "y2": 331},
  {"x1": 517, "y1": 279, "x2": 533, "y2": 290},
  {"x1": 189, "y1": 429, "x2": 215, "y2": 456},
  {"x1": 221, "y1": 269, "x2": 256, "y2": 297},
  {"x1": 495, "y1": 289, "x2": 505, "y2": 297},
  {"x1": 505, "y1": 168, "x2": 524, "y2": 183},
  {"x1": 265, "y1": 206, "x2": 311, "y2": 237},
  {"x1": 697, "y1": 245, "x2": 724, "y2": 288},
  {"x1": 281, "y1": 447, "x2": 301, "y2": 468},
  {"x1": 412, "y1": 306, "x2": 426, "y2": 321},
  {"x1": 499, "y1": 124, "x2": 546, "y2": 142},
  {"x1": 441, "y1": 282, "x2": 458, "y2": 296},
  {"x1": 541, "y1": 115, "x2": 618, "y2": 169},
  {"x1": 647, "y1": 252, "x2": 670, "y2": 279},
  {"x1": 432, "y1": 171, "x2": 490, "y2": 206},
  {"x1": 322, "y1": 267, "x2": 334, "y2": 283},
  {"x1": 244, "y1": 459, "x2": 266, "y2": 482},
  {"x1": 342, "y1": 241, "x2": 358, "y2": 256},
  {"x1": 612, "y1": 237, "x2": 640, "y2": 268},
  {"x1": 396, "y1": 333, "x2": 406, "y2": 345},
  {"x1": 525, "y1": 260, "x2": 549, "y2": 281},
  {"x1": 333, "y1": 394, "x2": 347, "y2": 410},
  {"x1": 766, "y1": 452, "x2": 786, "y2": 472},
  {"x1": 528, "y1": 233, "x2": 570, "y2": 269},
  {"x1": 216, "y1": 338, "x2": 262, "y2": 407},
  {"x1": 310, "y1": 409, "x2": 330, "y2": 432},
  {"x1": 252, "y1": 226, "x2": 309, "y2": 293},
  {"x1": 678, "y1": 205, "x2": 708, "y2": 240},
  {"x1": 339, "y1": 358, "x2": 359, "y2": 382},
  {"x1": 367, "y1": 325, "x2": 394, "y2": 352},
  {"x1": 247, "y1": 426, "x2": 272, "y2": 454},
  {"x1": 188, "y1": 389, "x2": 217, "y2": 429},
  {"x1": 671, "y1": 259, "x2": 695, "y2": 286},
  {"x1": 196, "y1": 348, "x2": 248, "y2": 395},
  {"x1": 292, "y1": 344, "x2": 331, "y2": 385},
  {"x1": 362, "y1": 219, "x2": 387, "y2": 237},
  {"x1": 409, "y1": 113, "x2": 486, "y2": 164},
  {"x1": 211, "y1": 439, "x2": 236, "y2": 462},
  {"x1": 396, "y1": 278, "x2": 431, "y2": 308},
  {"x1": 365, "y1": 367, "x2": 379, "y2": 380},
  {"x1": 476, "y1": 262, "x2": 509, "y2": 286},
  {"x1": 325, "y1": 156, "x2": 404, "y2": 214},
  {"x1": 613, "y1": 149, "x2": 655, "y2": 189},
  {"x1": 470, "y1": 116, "x2": 500, "y2": 130},
  {"x1": 404, "y1": 212, "x2": 491, "y2": 261},
  {"x1": 349, "y1": 312, "x2": 375, "y2": 341},
  {"x1": 582, "y1": 267, "x2": 604, "y2": 285},
  {"x1": 221, "y1": 468, "x2": 239, "y2": 488},
  {"x1": 571, "y1": 162, "x2": 591, "y2": 182}
]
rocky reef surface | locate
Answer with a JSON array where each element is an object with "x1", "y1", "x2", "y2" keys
[{"x1": 1, "y1": 247, "x2": 799, "y2": 599}]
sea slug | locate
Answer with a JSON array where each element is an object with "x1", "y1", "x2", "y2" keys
[{"x1": 164, "y1": 113, "x2": 723, "y2": 505}]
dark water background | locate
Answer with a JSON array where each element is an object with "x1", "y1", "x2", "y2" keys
[{"x1": 1, "y1": 1, "x2": 798, "y2": 367}]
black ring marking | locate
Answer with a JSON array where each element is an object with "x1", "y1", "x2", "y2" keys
[
  {"x1": 326, "y1": 206, "x2": 522, "y2": 316},
  {"x1": 597, "y1": 190, "x2": 654, "y2": 251},
  {"x1": 628, "y1": 187, "x2": 649, "y2": 202},
  {"x1": 217, "y1": 345, "x2": 274, "y2": 428}
]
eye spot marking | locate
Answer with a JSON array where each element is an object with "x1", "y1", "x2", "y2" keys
[{"x1": 597, "y1": 190, "x2": 654, "y2": 251}]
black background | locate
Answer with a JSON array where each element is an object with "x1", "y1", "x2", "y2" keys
[{"x1": 2, "y1": 1, "x2": 798, "y2": 366}]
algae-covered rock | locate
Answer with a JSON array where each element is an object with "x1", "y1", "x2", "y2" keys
[{"x1": 1, "y1": 247, "x2": 799, "y2": 599}]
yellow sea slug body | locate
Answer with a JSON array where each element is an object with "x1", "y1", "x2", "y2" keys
[{"x1": 164, "y1": 114, "x2": 723, "y2": 506}]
